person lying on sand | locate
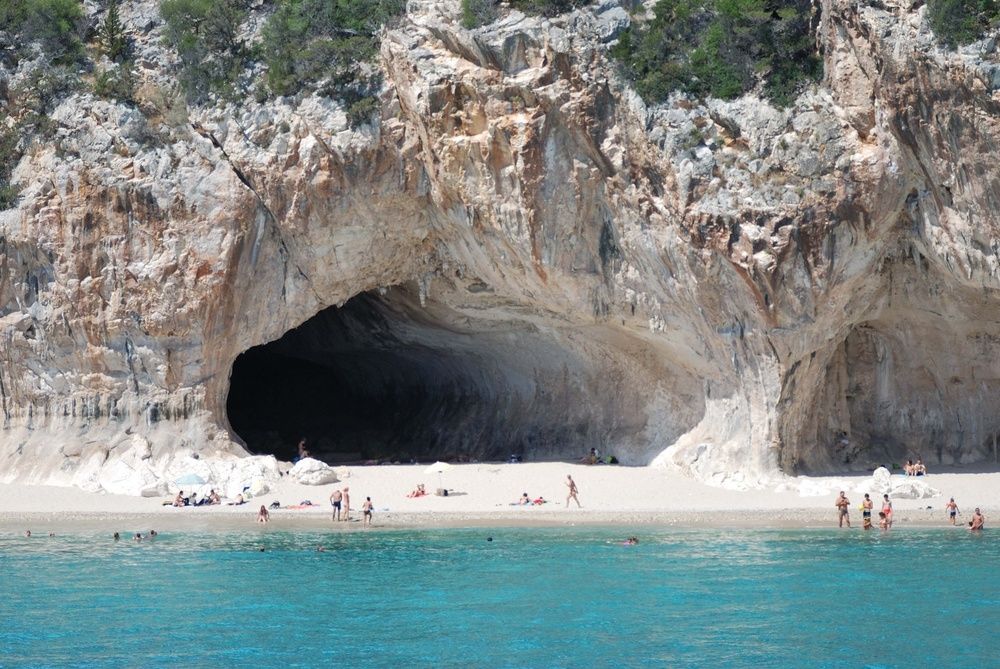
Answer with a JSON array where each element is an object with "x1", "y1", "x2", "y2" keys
[
  {"x1": 407, "y1": 484, "x2": 427, "y2": 498},
  {"x1": 514, "y1": 492, "x2": 530, "y2": 505},
  {"x1": 533, "y1": 496, "x2": 547, "y2": 505},
  {"x1": 227, "y1": 494, "x2": 245, "y2": 506}
]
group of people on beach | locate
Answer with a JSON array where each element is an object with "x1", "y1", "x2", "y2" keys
[
  {"x1": 903, "y1": 459, "x2": 928, "y2": 476},
  {"x1": 510, "y1": 475, "x2": 580, "y2": 507},
  {"x1": 835, "y1": 490, "x2": 985, "y2": 531},
  {"x1": 328, "y1": 486, "x2": 373, "y2": 526},
  {"x1": 172, "y1": 489, "x2": 222, "y2": 507}
]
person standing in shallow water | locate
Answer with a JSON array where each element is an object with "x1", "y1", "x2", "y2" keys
[
  {"x1": 882, "y1": 494, "x2": 893, "y2": 528},
  {"x1": 835, "y1": 491, "x2": 851, "y2": 528},
  {"x1": 342, "y1": 487, "x2": 350, "y2": 521},
  {"x1": 565, "y1": 475, "x2": 581, "y2": 508},
  {"x1": 862, "y1": 493, "x2": 874, "y2": 529}
]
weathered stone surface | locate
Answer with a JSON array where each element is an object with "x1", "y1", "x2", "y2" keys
[
  {"x1": 288, "y1": 458, "x2": 339, "y2": 486},
  {"x1": 1, "y1": 0, "x2": 1000, "y2": 492}
]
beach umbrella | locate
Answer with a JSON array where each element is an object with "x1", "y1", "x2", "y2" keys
[
  {"x1": 175, "y1": 473, "x2": 207, "y2": 488},
  {"x1": 424, "y1": 461, "x2": 452, "y2": 489}
]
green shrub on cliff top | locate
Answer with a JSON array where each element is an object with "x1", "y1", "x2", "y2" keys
[
  {"x1": 159, "y1": 0, "x2": 250, "y2": 102},
  {"x1": 0, "y1": 0, "x2": 85, "y2": 62},
  {"x1": 461, "y1": 0, "x2": 588, "y2": 29},
  {"x1": 927, "y1": 0, "x2": 999, "y2": 48},
  {"x1": 611, "y1": 0, "x2": 820, "y2": 106},
  {"x1": 260, "y1": 0, "x2": 405, "y2": 122}
]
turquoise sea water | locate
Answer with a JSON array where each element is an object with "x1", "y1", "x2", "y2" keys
[{"x1": 0, "y1": 526, "x2": 996, "y2": 668}]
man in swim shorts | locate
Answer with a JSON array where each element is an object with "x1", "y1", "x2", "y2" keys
[
  {"x1": 945, "y1": 498, "x2": 959, "y2": 525},
  {"x1": 862, "y1": 493, "x2": 873, "y2": 527},
  {"x1": 835, "y1": 491, "x2": 851, "y2": 528},
  {"x1": 329, "y1": 487, "x2": 343, "y2": 522}
]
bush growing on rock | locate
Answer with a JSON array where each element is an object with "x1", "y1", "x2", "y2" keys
[
  {"x1": 509, "y1": 0, "x2": 590, "y2": 16},
  {"x1": 159, "y1": 0, "x2": 250, "y2": 102},
  {"x1": 461, "y1": 0, "x2": 499, "y2": 29},
  {"x1": 927, "y1": 0, "x2": 999, "y2": 48},
  {"x1": 0, "y1": 0, "x2": 86, "y2": 62},
  {"x1": 260, "y1": 0, "x2": 405, "y2": 123},
  {"x1": 610, "y1": 0, "x2": 821, "y2": 106}
]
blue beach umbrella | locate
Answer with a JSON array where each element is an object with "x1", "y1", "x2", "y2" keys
[{"x1": 175, "y1": 473, "x2": 207, "y2": 487}]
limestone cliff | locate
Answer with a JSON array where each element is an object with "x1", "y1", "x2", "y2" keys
[{"x1": 2, "y1": 0, "x2": 1000, "y2": 494}]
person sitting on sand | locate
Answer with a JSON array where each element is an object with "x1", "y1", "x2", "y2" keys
[
  {"x1": 969, "y1": 508, "x2": 985, "y2": 531},
  {"x1": 914, "y1": 458, "x2": 927, "y2": 476},
  {"x1": 515, "y1": 492, "x2": 530, "y2": 505},
  {"x1": 904, "y1": 460, "x2": 915, "y2": 476},
  {"x1": 257, "y1": 505, "x2": 270, "y2": 523},
  {"x1": 407, "y1": 484, "x2": 427, "y2": 498},
  {"x1": 173, "y1": 491, "x2": 186, "y2": 507},
  {"x1": 209, "y1": 489, "x2": 221, "y2": 505}
]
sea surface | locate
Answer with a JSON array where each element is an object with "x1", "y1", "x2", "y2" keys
[{"x1": 0, "y1": 526, "x2": 996, "y2": 668}]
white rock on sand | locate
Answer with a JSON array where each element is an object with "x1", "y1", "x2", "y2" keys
[{"x1": 288, "y1": 458, "x2": 339, "y2": 486}]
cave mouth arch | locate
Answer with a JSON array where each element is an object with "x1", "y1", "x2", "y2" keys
[{"x1": 225, "y1": 287, "x2": 630, "y2": 464}]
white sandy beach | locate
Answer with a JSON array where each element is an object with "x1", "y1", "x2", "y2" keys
[{"x1": 1, "y1": 462, "x2": 997, "y2": 532}]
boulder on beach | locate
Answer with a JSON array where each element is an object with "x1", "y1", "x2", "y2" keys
[
  {"x1": 289, "y1": 458, "x2": 339, "y2": 485},
  {"x1": 871, "y1": 467, "x2": 892, "y2": 493},
  {"x1": 890, "y1": 479, "x2": 940, "y2": 500}
]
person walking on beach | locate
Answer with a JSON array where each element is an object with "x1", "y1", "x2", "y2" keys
[
  {"x1": 565, "y1": 475, "x2": 581, "y2": 508},
  {"x1": 946, "y1": 498, "x2": 959, "y2": 525},
  {"x1": 362, "y1": 497, "x2": 373, "y2": 527},
  {"x1": 882, "y1": 494, "x2": 893, "y2": 528},
  {"x1": 969, "y1": 508, "x2": 985, "y2": 531},
  {"x1": 330, "y1": 487, "x2": 343, "y2": 522},
  {"x1": 835, "y1": 491, "x2": 851, "y2": 528},
  {"x1": 342, "y1": 486, "x2": 351, "y2": 521}
]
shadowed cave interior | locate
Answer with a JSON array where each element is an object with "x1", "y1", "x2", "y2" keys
[{"x1": 226, "y1": 288, "x2": 623, "y2": 464}]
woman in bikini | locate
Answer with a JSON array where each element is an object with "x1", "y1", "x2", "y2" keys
[{"x1": 882, "y1": 494, "x2": 893, "y2": 528}]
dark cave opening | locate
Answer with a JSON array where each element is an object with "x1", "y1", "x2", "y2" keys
[{"x1": 225, "y1": 288, "x2": 616, "y2": 464}]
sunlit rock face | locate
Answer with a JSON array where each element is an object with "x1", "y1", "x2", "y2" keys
[{"x1": 2, "y1": 0, "x2": 1000, "y2": 493}]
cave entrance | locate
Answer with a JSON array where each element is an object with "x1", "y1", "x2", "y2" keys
[{"x1": 225, "y1": 287, "x2": 617, "y2": 464}]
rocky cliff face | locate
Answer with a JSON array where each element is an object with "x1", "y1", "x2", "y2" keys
[{"x1": 2, "y1": 0, "x2": 1000, "y2": 494}]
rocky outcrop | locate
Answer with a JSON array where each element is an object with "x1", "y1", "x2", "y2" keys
[{"x1": 2, "y1": 0, "x2": 1000, "y2": 492}]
